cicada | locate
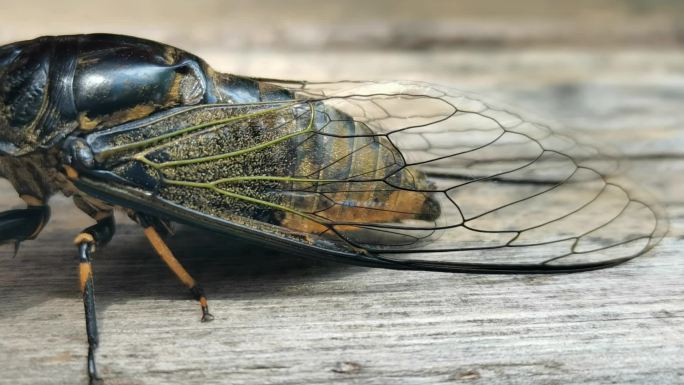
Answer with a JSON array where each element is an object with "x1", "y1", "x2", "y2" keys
[{"x1": 0, "y1": 34, "x2": 665, "y2": 383}]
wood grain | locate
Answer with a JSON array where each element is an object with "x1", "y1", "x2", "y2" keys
[{"x1": 0, "y1": 2, "x2": 683, "y2": 384}]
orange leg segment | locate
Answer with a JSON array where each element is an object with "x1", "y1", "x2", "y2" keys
[{"x1": 142, "y1": 226, "x2": 214, "y2": 322}]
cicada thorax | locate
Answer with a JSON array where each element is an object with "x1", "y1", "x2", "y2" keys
[
  {"x1": 0, "y1": 34, "x2": 288, "y2": 157},
  {"x1": 0, "y1": 35, "x2": 197, "y2": 157},
  {"x1": 0, "y1": 34, "x2": 297, "y2": 204}
]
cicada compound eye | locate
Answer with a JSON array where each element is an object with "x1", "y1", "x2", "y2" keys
[{"x1": 0, "y1": 40, "x2": 51, "y2": 155}]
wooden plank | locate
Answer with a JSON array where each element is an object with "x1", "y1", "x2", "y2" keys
[
  {"x1": 0, "y1": 2, "x2": 683, "y2": 383},
  {"x1": 0, "y1": 181, "x2": 682, "y2": 385}
]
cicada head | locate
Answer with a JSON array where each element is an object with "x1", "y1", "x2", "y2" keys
[{"x1": 0, "y1": 38, "x2": 53, "y2": 156}]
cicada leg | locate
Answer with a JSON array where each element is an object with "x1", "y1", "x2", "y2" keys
[
  {"x1": 137, "y1": 214, "x2": 214, "y2": 322},
  {"x1": 0, "y1": 195, "x2": 50, "y2": 254},
  {"x1": 73, "y1": 215, "x2": 115, "y2": 385}
]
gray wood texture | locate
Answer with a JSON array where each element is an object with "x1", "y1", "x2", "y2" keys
[{"x1": 0, "y1": 1, "x2": 682, "y2": 384}]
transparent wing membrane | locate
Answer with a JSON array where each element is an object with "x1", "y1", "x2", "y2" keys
[{"x1": 91, "y1": 80, "x2": 666, "y2": 272}]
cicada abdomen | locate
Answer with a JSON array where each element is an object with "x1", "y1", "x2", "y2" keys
[
  {"x1": 278, "y1": 101, "x2": 441, "y2": 236},
  {"x1": 85, "y1": 97, "x2": 441, "y2": 242}
]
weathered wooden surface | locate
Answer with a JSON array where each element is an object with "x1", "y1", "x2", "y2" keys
[{"x1": 0, "y1": 1, "x2": 683, "y2": 384}]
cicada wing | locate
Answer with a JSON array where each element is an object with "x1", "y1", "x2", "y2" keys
[
  {"x1": 77, "y1": 79, "x2": 666, "y2": 273},
  {"x1": 328, "y1": 81, "x2": 665, "y2": 268},
  {"x1": 256, "y1": 79, "x2": 666, "y2": 269}
]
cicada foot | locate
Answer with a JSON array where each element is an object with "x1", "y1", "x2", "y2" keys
[
  {"x1": 137, "y1": 213, "x2": 215, "y2": 323},
  {"x1": 87, "y1": 345, "x2": 103, "y2": 385},
  {"x1": 73, "y1": 216, "x2": 116, "y2": 385},
  {"x1": 0, "y1": 205, "x2": 50, "y2": 254},
  {"x1": 191, "y1": 285, "x2": 215, "y2": 323}
]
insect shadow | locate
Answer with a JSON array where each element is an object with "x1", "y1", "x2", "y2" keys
[{"x1": 0, "y1": 219, "x2": 361, "y2": 319}]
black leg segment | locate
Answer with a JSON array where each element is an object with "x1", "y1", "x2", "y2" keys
[
  {"x1": 74, "y1": 215, "x2": 115, "y2": 385},
  {"x1": 0, "y1": 205, "x2": 50, "y2": 250},
  {"x1": 79, "y1": 242, "x2": 100, "y2": 384}
]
